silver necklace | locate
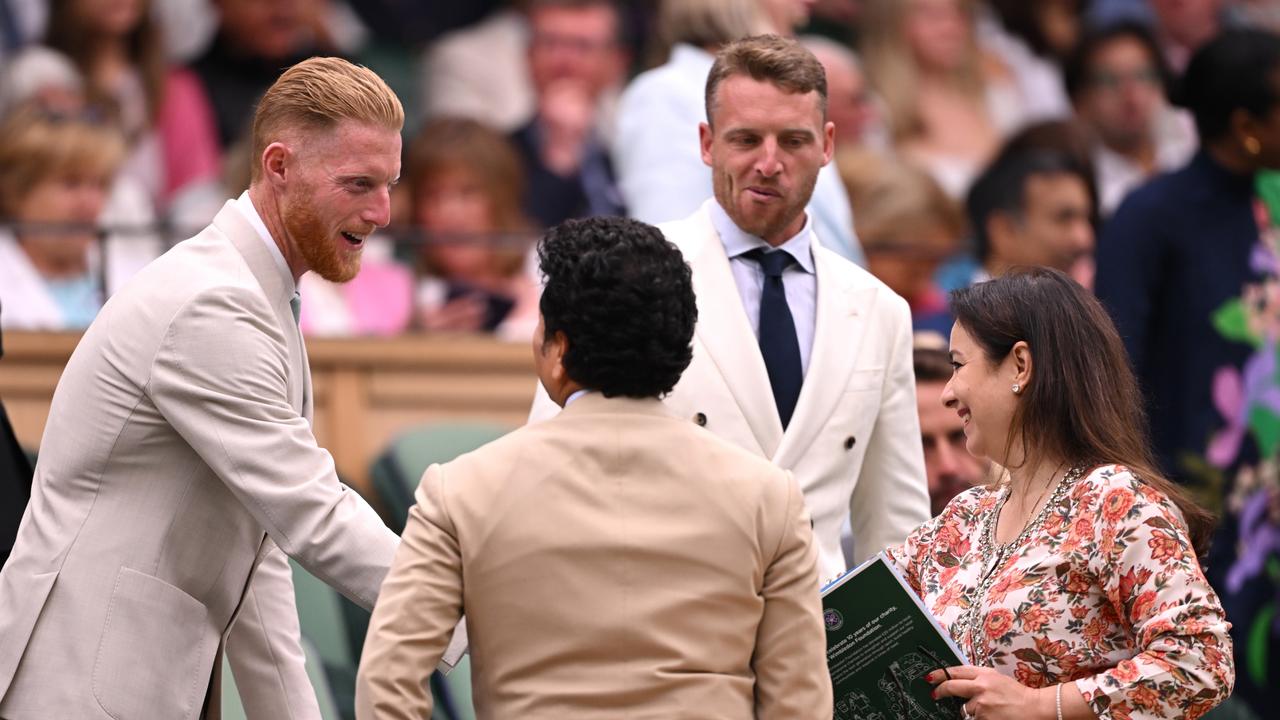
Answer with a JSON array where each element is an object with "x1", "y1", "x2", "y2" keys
[{"x1": 951, "y1": 465, "x2": 1086, "y2": 666}]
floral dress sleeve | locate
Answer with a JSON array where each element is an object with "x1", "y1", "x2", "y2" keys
[
  {"x1": 885, "y1": 505, "x2": 945, "y2": 596},
  {"x1": 885, "y1": 488, "x2": 981, "y2": 599},
  {"x1": 1074, "y1": 469, "x2": 1235, "y2": 720}
]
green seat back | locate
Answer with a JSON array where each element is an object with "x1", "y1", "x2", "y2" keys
[
  {"x1": 292, "y1": 560, "x2": 357, "y2": 670},
  {"x1": 292, "y1": 561, "x2": 367, "y2": 719},
  {"x1": 441, "y1": 654, "x2": 476, "y2": 720},
  {"x1": 370, "y1": 422, "x2": 510, "y2": 533}
]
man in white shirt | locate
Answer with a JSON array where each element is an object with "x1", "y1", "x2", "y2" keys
[{"x1": 534, "y1": 35, "x2": 929, "y2": 581}]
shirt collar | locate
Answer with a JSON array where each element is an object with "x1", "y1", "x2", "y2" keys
[
  {"x1": 235, "y1": 191, "x2": 297, "y2": 293},
  {"x1": 709, "y1": 200, "x2": 816, "y2": 274},
  {"x1": 563, "y1": 389, "x2": 591, "y2": 407}
]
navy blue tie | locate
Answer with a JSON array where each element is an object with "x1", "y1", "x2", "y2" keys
[{"x1": 744, "y1": 248, "x2": 803, "y2": 429}]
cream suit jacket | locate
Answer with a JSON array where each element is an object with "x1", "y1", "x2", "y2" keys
[
  {"x1": 0, "y1": 202, "x2": 398, "y2": 720},
  {"x1": 531, "y1": 202, "x2": 930, "y2": 581},
  {"x1": 356, "y1": 393, "x2": 832, "y2": 719}
]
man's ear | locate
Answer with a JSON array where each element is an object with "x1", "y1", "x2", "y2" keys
[
  {"x1": 260, "y1": 141, "x2": 293, "y2": 189},
  {"x1": 822, "y1": 120, "x2": 835, "y2": 165},
  {"x1": 699, "y1": 122, "x2": 714, "y2": 168},
  {"x1": 549, "y1": 329, "x2": 570, "y2": 383}
]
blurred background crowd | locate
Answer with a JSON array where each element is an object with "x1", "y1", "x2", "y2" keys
[
  {"x1": 3, "y1": 0, "x2": 1280, "y2": 717},
  {"x1": 4, "y1": 0, "x2": 1277, "y2": 340},
  {"x1": 0, "y1": 0, "x2": 1265, "y2": 326}
]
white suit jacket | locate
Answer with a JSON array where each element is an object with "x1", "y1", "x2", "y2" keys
[
  {"x1": 0, "y1": 201, "x2": 398, "y2": 719},
  {"x1": 532, "y1": 202, "x2": 929, "y2": 581}
]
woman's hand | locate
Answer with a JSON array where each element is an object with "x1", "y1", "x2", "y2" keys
[{"x1": 927, "y1": 666, "x2": 1052, "y2": 720}]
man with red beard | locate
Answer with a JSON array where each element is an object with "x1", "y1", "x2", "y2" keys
[{"x1": 0, "y1": 57, "x2": 411, "y2": 719}]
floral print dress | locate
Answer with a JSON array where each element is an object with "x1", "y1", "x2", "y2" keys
[{"x1": 886, "y1": 465, "x2": 1234, "y2": 720}]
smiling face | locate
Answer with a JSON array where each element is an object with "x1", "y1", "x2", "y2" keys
[
  {"x1": 700, "y1": 74, "x2": 833, "y2": 245},
  {"x1": 941, "y1": 322, "x2": 1024, "y2": 465},
  {"x1": 278, "y1": 119, "x2": 401, "y2": 283},
  {"x1": 917, "y1": 378, "x2": 986, "y2": 514}
]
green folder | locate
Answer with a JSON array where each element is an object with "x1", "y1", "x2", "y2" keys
[{"x1": 822, "y1": 552, "x2": 967, "y2": 720}]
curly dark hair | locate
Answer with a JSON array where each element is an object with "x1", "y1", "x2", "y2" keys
[{"x1": 538, "y1": 216, "x2": 697, "y2": 398}]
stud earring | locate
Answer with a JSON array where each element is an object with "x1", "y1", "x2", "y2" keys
[
  {"x1": 1244, "y1": 136, "x2": 1262, "y2": 156},
  {"x1": 1012, "y1": 383, "x2": 1021, "y2": 394}
]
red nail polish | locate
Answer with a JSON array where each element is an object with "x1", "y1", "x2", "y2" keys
[{"x1": 931, "y1": 690, "x2": 938, "y2": 700}]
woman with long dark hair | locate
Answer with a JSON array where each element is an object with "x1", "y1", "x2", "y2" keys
[{"x1": 889, "y1": 268, "x2": 1233, "y2": 720}]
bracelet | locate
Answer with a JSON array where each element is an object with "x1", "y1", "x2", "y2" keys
[{"x1": 1056, "y1": 683, "x2": 1063, "y2": 720}]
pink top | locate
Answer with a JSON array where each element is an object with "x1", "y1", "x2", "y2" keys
[{"x1": 157, "y1": 68, "x2": 221, "y2": 205}]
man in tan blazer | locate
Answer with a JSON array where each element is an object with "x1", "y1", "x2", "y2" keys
[
  {"x1": 533, "y1": 36, "x2": 930, "y2": 581},
  {"x1": 0, "y1": 58, "x2": 404, "y2": 719},
  {"x1": 356, "y1": 216, "x2": 832, "y2": 719}
]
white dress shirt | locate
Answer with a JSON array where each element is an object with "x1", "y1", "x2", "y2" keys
[
  {"x1": 235, "y1": 191, "x2": 297, "y2": 295},
  {"x1": 709, "y1": 201, "x2": 817, "y2": 375},
  {"x1": 613, "y1": 43, "x2": 865, "y2": 267}
]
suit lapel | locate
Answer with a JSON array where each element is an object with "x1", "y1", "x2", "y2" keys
[
  {"x1": 214, "y1": 204, "x2": 308, "y2": 415},
  {"x1": 683, "y1": 211, "x2": 783, "y2": 457},
  {"x1": 774, "y1": 248, "x2": 871, "y2": 467}
]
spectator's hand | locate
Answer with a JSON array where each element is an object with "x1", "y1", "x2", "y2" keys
[
  {"x1": 417, "y1": 295, "x2": 488, "y2": 333},
  {"x1": 928, "y1": 666, "x2": 1052, "y2": 720},
  {"x1": 538, "y1": 80, "x2": 595, "y2": 177}
]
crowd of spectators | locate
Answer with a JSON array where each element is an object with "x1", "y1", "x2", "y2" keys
[{"x1": 1, "y1": 0, "x2": 1270, "y2": 341}]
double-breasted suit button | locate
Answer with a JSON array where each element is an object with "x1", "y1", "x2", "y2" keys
[
  {"x1": 844, "y1": 436, "x2": 856, "y2": 450},
  {"x1": 694, "y1": 412, "x2": 708, "y2": 426}
]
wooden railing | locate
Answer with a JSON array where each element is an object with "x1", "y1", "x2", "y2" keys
[{"x1": 0, "y1": 332, "x2": 538, "y2": 495}]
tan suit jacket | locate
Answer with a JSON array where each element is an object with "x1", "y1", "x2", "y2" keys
[
  {"x1": 534, "y1": 202, "x2": 930, "y2": 581},
  {"x1": 356, "y1": 394, "x2": 832, "y2": 719},
  {"x1": 0, "y1": 202, "x2": 397, "y2": 719}
]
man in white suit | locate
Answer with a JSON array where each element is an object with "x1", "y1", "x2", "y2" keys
[
  {"x1": 533, "y1": 35, "x2": 930, "y2": 581},
  {"x1": 0, "y1": 58, "x2": 402, "y2": 719}
]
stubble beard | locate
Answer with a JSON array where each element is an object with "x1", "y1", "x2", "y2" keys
[{"x1": 714, "y1": 168, "x2": 818, "y2": 242}]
